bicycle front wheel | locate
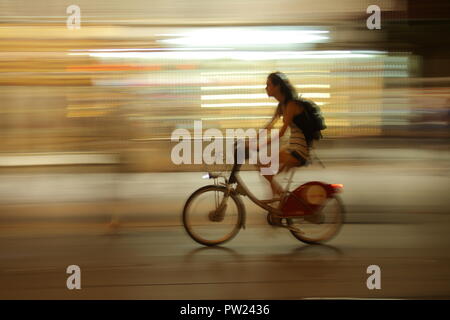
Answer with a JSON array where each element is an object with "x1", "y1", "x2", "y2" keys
[
  {"x1": 287, "y1": 195, "x2": 345, "y2": 244},
  {"x1": 182, "y1": 185, "x2": 244, "y2": 246}
]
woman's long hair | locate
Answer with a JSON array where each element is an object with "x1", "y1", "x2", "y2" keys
[{"x1": 268, "y1": 72, "x2": 299, "y2": 117}]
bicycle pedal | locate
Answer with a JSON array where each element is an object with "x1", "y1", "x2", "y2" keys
[
  {"x1": 267, "y1": 215, "x2": 302, "y2": 233},
  {"x1": 267, "y1": 213, "x2": 282, "y2": 226},
  {"x1": 269, "y1": 216, "x2": 303, "y2": 233}
]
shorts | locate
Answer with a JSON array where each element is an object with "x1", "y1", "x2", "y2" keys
[{"x1": 289, "y1": 150, "x2": 307, "y2": 166}]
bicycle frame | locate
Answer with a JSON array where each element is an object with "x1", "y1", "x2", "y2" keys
[
  {"x1": 208, "y1": 158, "x2": 310, "y2": 218},
  {"x1": 204, "y1": 143, "x2": 343, "y2": 229}
]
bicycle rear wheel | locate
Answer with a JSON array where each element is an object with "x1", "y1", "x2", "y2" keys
[
  {"x1": 287, "y1": 195, "x2": 344, "y2": 244},
  {"x1": 182, "y1": 185, "x2": 243, "y2": 246}
]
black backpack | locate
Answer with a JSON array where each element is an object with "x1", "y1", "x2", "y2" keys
[{"x1": 292, "y1": 98, "x2": 326, "y2": 145}]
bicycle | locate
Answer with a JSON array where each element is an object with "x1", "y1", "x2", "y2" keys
[{"x1": 182, "y1": 143, "x2": 345, "y2": 246}]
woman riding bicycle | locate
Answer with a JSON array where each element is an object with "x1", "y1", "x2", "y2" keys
[
  {"x1": 182, "y1": 72, "x2": 344, "y2": 246},
  {"x1": 260, "y1": 72, "x2": 311, "y2": 199}
]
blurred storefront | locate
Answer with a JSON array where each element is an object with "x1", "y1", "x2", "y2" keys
[{"x1": 0, "y1": 0, "x2": 448, "y2": 171}]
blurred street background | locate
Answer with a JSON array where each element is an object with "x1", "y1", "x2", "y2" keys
[{"x1": 0, "y1": 0, "x2": 449, "y2": 299}]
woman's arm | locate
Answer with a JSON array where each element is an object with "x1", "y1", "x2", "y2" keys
[
  {"x1": 264, "y1": 105, "x2": 281, "y2": 130},
  {"x1": 264, "y1": 115, "x2": 278, "y2": 130},
  {"x1": 259, "y1": 101, "x2": 301, "y2": 149}
]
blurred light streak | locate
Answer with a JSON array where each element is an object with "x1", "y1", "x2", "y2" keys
[
  {"x1": 297, "y1": 85, "x2": 331, "y2": 89},
  {"x1": 0, "y1": 153, "x2": 118, "y2": 166},
  {"x1": 201, "y1": 116, "x2": 272, "y2": 121},
  {"x1": 159, "y1": 29, "x2": 329, "y2": 46},
  {"x1": 201, "y1": 85, "x2": 266, "y2": 91},
  {"x1": 69, "y1": 47, "x2": 233, "y2": 53},
  {"x1": 80, "y1": 51, "x2": 380, "y2": 61},
  {"x1": 200, "y1": 85, "x2": 331, "y2": 91},
  {"x1": 201, "y1": 93, "x2": 330, "y2": 100},
  {"x1": 201, "y1": 102, "x2": 277, "y2": 108},
  {"x1": 201, "y1": 71, "x2": 270, "y2": 75},
  {"x1": 300, "y1": 93, "x2": 330, "y2": 98},
  {"x1": 66, "y1": 64, "x2": 162, "y2": 72},
  {"x1": 201, "y1": 94, "x2": 268, "y2": 100},
  {"x1": 67, "y1": 110, "x2": 109, "y2": 117},
  {"x1": 201, "y1": 102, "x2": 326, "y2": 108}
]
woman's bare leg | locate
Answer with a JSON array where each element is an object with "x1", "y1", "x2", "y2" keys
[{"x1": 259, "y1": 150, "x2": 301, "y2": 198}]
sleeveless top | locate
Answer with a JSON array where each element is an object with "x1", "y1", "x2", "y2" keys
[{"x1": 279, "y1": 101, "x2": 310, "y2": 160}]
